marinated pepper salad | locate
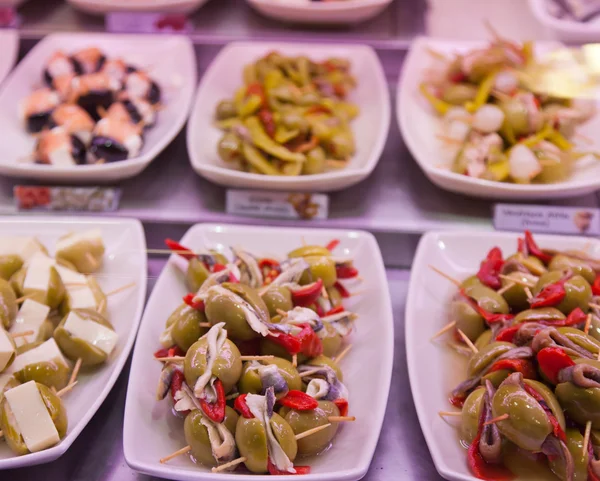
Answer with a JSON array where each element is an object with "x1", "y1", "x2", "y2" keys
[
  {"x1": 214, "y1": 52, "x2": 358, "y2": 176},
  {"x1": 155, "y1": 238, "x2": 359, "y2": 474},
  {"x1": 420, "y1": 36, "x2": 597, "y2": 184},
  {"x1": 0, "y1": 230, "x2": 121, "y2": 456},
  {"x1": 435, "y1": 231, "x2": 600, "y2": 481},
  {"x1": 20, "y1": 47, "x2": 162, "y2": 166}
]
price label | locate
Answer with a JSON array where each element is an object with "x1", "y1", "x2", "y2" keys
[
  {"x1": 493, "y1": 204, "x2": 600, "y2": 236},
  {"x1": 105, "y1": 12, "x2": 190, "y2": 34},
  {"x1": 226, "y1": 190, "x2": 329, "y2": 220},
  {"x1": 14, "y1": 186, "x2": 121, "y2": 212}
]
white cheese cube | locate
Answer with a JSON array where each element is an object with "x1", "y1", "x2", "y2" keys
[
  {"x1": 9, "y1": 338, "x2": 69, "y2": 374},
  {"x1": 0, "y1": 373, "x2": 14, "y2": 392},
  {"x1": 0, "y1": 237, "x2": 44, "y2": 262},
  {"x1": 63, "y1": 311, "x2": 117, "y2": 355},
  {"x1": 55, "y1": 266, "x2": 97, "y2": 310},
  {"x1": 23, "y1": 253, "x2": 56, "y2": 291},
  {"x1": 0, "y1": 329, "x2": 15, "y2": 372},
  {"x1": 56, "y1": 229, "x2": 103, "y2": 252},
  {"x1": 10, "y1": 300, "x2": 51, "y2": 348},
  {"x1": 4, "y1": 380, "x2": 60, "y2": 452}
]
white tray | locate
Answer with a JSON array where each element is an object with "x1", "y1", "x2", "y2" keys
[
  {"x1": 0, "y1": 216, "x2": 147, "y2": 470},
  {"x1": 187, "y1": 41, "x2": 390, "y2": 192},
  {"x1": 67, "y1": 0, "x2": 211, "y2": 15},
  {"x1": 528, "y1": 0, "x2": 600, "y2": 43},
  {"x1": 124, "y1": 223, "x2": 394, "y2": 481},
  {"x1": 0, "y1": 29, "x2": 18, "y2": 87},
  {"x1": 0, "y1": 33, "x2": 196, "y2": 183}
]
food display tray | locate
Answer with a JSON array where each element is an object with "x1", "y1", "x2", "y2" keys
[{"x1": 4, "y1": 258, "x2": 443, "y2": 481}]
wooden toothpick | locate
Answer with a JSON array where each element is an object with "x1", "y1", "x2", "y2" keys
[
  {"x1": 15, "y1": 294, "x2": 36, "y2": 304},
  {"x1": 585, "y1": 314, "x2": 592, "y2": 335},
  {"x1": 484, "y1": 414, "x2": 509, "y2": 426},
  {"x1": 211, "y1": 456, "x2": 247, "y2": 472},
  {"x1": 456, "y1": 329, "x2": 478, "y2": 354},
  {"x1": 428, "y1": 265, "x2": 461, "y2": 287},
  {"x1": 292, "y1": 354, "x2": 298, "y2": 368},
  {"x1": 430, "y1": 321, "x2": 456, "y2": 341},
  {"x1": 583, "y1": 421, "x2": 592, "y2": 458},
  {"x1": 160, "y1": 445, "x2": 192, "y2": 464},
  {"x1": 56, "y1": 381, "x2": 78, "y2": 397},
  {"x1": 335, "y1": 345, "x2": 352, "y2": 364},
  {"x1": 439, "y1": 411, "x2": 462, "y2": 418},
  {"x1": 294, "y1": 423, "x2": 331, "y2": 440},
  {"x1": 155, "y1": 356, "x2": 185, "y2": 363},
  {"x1": 69, "y1": 358, "x2": 83, "y2": 386},
  {"x1": 524, "y1": 287, "x2": 533, "y2": 300},
  {"x1": 240, "y1": 356, "x2": 274, "y2": 361},
  {"x1": 327, "y1": 416, "x2": 355, "y2": 422},
  {"x1": 498, "y1": 274, "x2": 534, "y2": 288},
  {"x1": 10, "y1": 330, "x2": 34, "y2": 339},
  {"x1": 497, "y1": 282, "x2": 515, "y2": 295},
  {"x1": 106, "y1": 281, "x2": 136, "y2": 297}
]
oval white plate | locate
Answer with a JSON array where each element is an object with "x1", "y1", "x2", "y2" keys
[
  {"x1": 187, "y1": 42, "x2": 390, "y2": 192},
  {"x1": 0, "y1": 29, "x2": 18, "y2": 87},
  {"x1": 245, "y1": 0, "x2": 393, "y2": 25},
  {"x1": 528, "y1": 0, "x2": 600, "y2": 43},
  {"x1": 398, "y1": 36, "x2": 600, "y2": 200},
  {"x1": 67, "y1": 0, "x2": 210, "y2": 15},
  {"x1": 0, "y1": 216, "x2": 147, "y2": 470},
  {"x1": 406, "y1": 230, "x2": 598, "y2": 481},
  {"x1": 0, "y1": 33, "x2": 196, "y2": 183},
  {"x1": 124, "y1": 223, "x2": 393, "y2": 481}
]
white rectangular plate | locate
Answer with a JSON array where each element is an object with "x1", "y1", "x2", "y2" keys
[
  {"x1": 397, "y1": 37, "x2": 600, "y2": 200},
  {"x1": 187, "y1": 42, "x2": 390, "y2": 192},
  {"x1": 405, "y1": 230, "x2": 599, "y2": 481},
  {"x1": 0, "y1": 29, "x2": 18, "y2": 87},
  {"x1": 0, "y1": 33, "x2": 196, "y2": 182},
  {"x1": 245, "y1": 0, "x2": 393, "y2": 25},
  {"x1": 67, "y1": 0, "x2": 210, "y2": 15},
  {"x1": 0, "y1": 216, "x2": 147, "y2": 470},
  {"x1": 124, "y1": 223, "x2": 394, "y2": 481}
]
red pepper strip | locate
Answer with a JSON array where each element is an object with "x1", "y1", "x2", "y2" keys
[
  {"x1": 450, "y1": 394, "x2": 466, "y2": 408},
  {"x1": 476, "y1": 247, "x2": 504, "y2": 290},
  {"x1": 467, "y1": 404, "x2": 516, "y2": 481},
  {"x1": 267, "y1": 331, "x2": 302, "y2": 355},
  {"x1": 297, "y1": 324, "x2": 323, "y2": 358},
  {"x1": 449, "y1": 71, "x2": 467, "y2": 83},
  {"x1": 495, "y1": 326, "x2": 520, "y2": 343},
  {"x1": 279, "y1": 390, "x2": 318, "y2": 411},
  {"x1": 563, "y1": 307, "x2": 587, "y2": 327},
  {"x1": 529, "y1": 274, "x2": 571, "y2": 308},
  {"x1": 234, "y1": 394, "x2": 254, "y2": 419},
  {"x1": 460, "y1": 289, "x2": 515, "y2": 324},
  {"x1": 183, "y1": 294, "x2": 205, "y2": 311},
  {"x1": 154, "y1": 345, "x2": 185, "y2": 359},
  {"x1": 325, "y1": 305, "x2": 345, "y2": 316},
  {"x1": 212, "y1": 263, "x2": 227, "y2": 273},
  {"x1": 326, "y1": 239, "x2": 340, "y2": 251},
  {"x1": 537, "y1": 346, "x2": 576, "y2": 385},
  {"x1": 245, "y1": 82, "x2": 266, "y2": 105},
  {"x1": 334, "y1": 281, "x2": 350, "y2": 299},
  {"x1": 199, "y1": 379, "x2": 226, "y2": 423},
  {"x1": 259, "y1": 258, "x2": 280, "y2": 270},
  {"x1": 336, "y1": 265, "x2": 359, "y2": 279},
  {"x1": 517, "y1": 237, "x2": 527, "y2": 256},
  {"x1": 165, "y1": 238, "x2": 195, "y2": 261},
  {"x1": 315, "y1": 303, "x2": 325, "y2": 317},
  {"x1": 524, "y1": 230, "x2": 553, "y2": 264},
  {"x1": 291, "y1": 279, "x2": 324, "y2": 307},
  {"x1": 523, "y1": 384, "x2": 566, "y2": 443},
  {"x1": 170, "y1": 370, "x2": 185, "y2": 402},
  {"x1": 268, "y1": 459, "x2": 311, "y2": 475},
  {"x1": 488, "y1": 359, "x2": 536, "y2": 379},
  {"x1": 333, "y1": 398, "x2": 349, "y2": 417},
  {"x1": 305, "y1": 105, "x2": 332, "y2": 115},
  {"x1": 258, "y1": 108, "x2": 276, "y2": 138},
  {"x1": 593, "y1": 274, "x2": 600, "y2": 296}
]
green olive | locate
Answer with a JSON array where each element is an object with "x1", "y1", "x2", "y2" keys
[
  {"x1": 53, "y1": 309, "x2": 115, "y2": 367},
  {"x1": 55, "y1": 236, "x2": 104, "y2": 275},
  {"x1": 500, "y1": 98, "x2": 530, "y2": 137},
  {"x1": 13, "y1": 342, "x2": 70, "y2": 390},
  {"x1": 205, "y1": 283, "x2": 269, "y2": 341},
  {"x1": 482, "y1": 370, "x2": 511, "y2": 388},
  {"x1": 467, "y1": 342, "x2": 514, "y2": 378},
  {"x1": 184, "y1": 337, "x2": 242, "y2": 394},
  {"x1": 589, "y1": 314, "x2": 600, "y2": 342},
  {"x1": 218, "y1": 133, "x2": 242, "y2": 164},
  {"x1": 239, "y1": 358, "x2": 301, "y2": 398},
  {"x1": 549, "y1": 428, "x2": 589, "y2": 481},
  {"x1": 215, "y1": 100, "x2": 238, "y2": 121},
  {"x1": 461, "y1": 387, "x2": 485, "y2": 444},
  {"x1": 165, "y1": 304, "x2": 209, "y2": 352},
  {"x1": 281, "y1": 113, "x2": 309, "y2": 133},
  {"x1": 319, "y1": 323, "x2": 343, "y2": 358},
  {"x1": 465, "y1": 284, "x2": 510, "y2": 314},
  {"x1": 302, "y1": 147, "x2": 326, "y2": 175},
  {"x1": 500, "y1": 272, "x2": 538, "y2": 312},
  {"x1": 474, "y1": 330, "x2": 493, "y2": 350},
  {"x1": 548, "y1": 255, "x2": 595, "y2": 284},
  {"x1": 523, "y1": 379, "x2": 566, "y2": 431},
  {"x1": 299, "y1": 256, "x2": 337, "y2": 288},
  {"x1": 533, "y1": 272, "x2": 592, "y2": 315},
  {"x1": 513, "y1": 307, "x2": 565, "y2": 325},
  {"x1": 0, "y1": 278, "x2": 17, "y2": 330},
  {"x1": 556, "y1": 380, "x2": 600, "y2": 429},
  {"x1": 59, "y1": 276, "x2": 106, "y2": 317},
  {"x1": 0, "y1": 255, "x2": 23, "y2": 281},
  {"x1": 11, "y1": 266, "x2": 65, "y2": 310},
  {"x1": 0, "y1": 382, "x2": 67, "y2": 455},
  {"x1": 0, "y1": 376, "x2": 20, "y2": 401},
  {"x1": 460, "y1": 275, "x2": 483, "y2": 289},
  {"x1": 261, "y1": 287, "x2": 292, "y2": 318},
  {"x1": 491, "y1": 382, "x2": 552, "y2": 451},
  {"x1": 284, "y1": 400, "x2": 339, "y2": 456},
  {"x1": 288, "y1": 246, "x2": 331, "y2": 259},
  {"x1": 184, "y1": 407, "x2": 238, "y2": 467},
  {"x1": 557, "y1": 327, "x2": 600, "y2": 358},
  {"x1": 186, "y1": 258, "x2": 210, "y2": 293},
  {"x1": 235, "y1": 412, "x2": 297, "y2": 474},
  {"x1": 441, "y1": 83, "x2": 478, "y2": 105},
  {"x1": 326, "y1": 130, "x2": 354, "y2": 160},
  {"x1": 450, "y1": 299, "x2": 485, "y2": 343},
  {"x1": 305, "y1": 355, "x2": 343, "y2": 381}
]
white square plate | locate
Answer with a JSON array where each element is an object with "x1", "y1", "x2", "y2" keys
[
  {"x1": 67, "y1": 0, "x2": 210, "y2": 15},
  {"x1": 0, "y1": 29, "x2": 18, "y2": 87},
  {"x1": 405, "y1": 230, "x2": 598, "y2": 481},
  {"x1": 0, "y1": 33, "x2": 196, "y2": 183},
  {"x1": 124, "y1": 223, "x2": 394, "y2": 481},
  {"x1": 187, "y1": 42, "x2": 390, "y2": 192},
  {"x1": 397, "y1": 37, "x2": 600, "y2": 200},
  {"x1": 245, "y1": 0, "x2": 393, "y2": 25},
  {"x1": 0, "y1": 216, "x2": 147, "y2": 469}
]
